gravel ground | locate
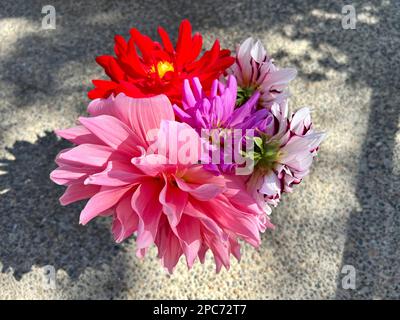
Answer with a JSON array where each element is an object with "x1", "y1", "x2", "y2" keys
[{"x1": 0, "y1": 0, "x2": 399, "y2": 299}]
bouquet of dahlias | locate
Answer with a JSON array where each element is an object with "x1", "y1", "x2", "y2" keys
[{"x1": 50, "y1": 20, "x2": 324, "y2": 273}]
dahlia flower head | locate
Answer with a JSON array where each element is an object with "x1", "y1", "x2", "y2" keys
[
  {"x1": 173, "y1": 75, "x2": 269, "y2": 174},
  {"x1": 228, "y1": 37, "x2": 297, "y2": 108},
  {"x1": 51, "y1": 21, "x2": 325, "y2": 273},
  {"x1": 51, "y1": 94, "x2": 272, "y2": 273},
  {"x1": 246, "y1": 102, "x2": 325, "y2": 214},
  {"x1": 89, "y1": 19, "x2": 234, "y2": 105}
]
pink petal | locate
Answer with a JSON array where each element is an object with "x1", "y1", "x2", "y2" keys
[
  {"x1": 184, "y1": 200, "x2": 227, "y2": 241},
  {"x1": 159, "y1": 176, "x2": 188, "y2": 227},
  {"x1": 156, "y1": 120, "x2": 202, "y2": 165},
  {"x1": 158, "y1": 225, "x2": 182, "y2": 273},
  {"x1": 174, "y1": 214, "x2": 201, "y2": 268},
  {"x1": 223, "y1": 174, "x2": 264, "y2": 215},
  {"x1": 79, "y1": 115, "x2": 141, "y2": 156},
  {"x1": 50, "y1": 165, "x2": 95, "y2": 185},
  {"x1": 174, "y1": 166, "x2": 225, "y2": 201},
  {"x1": 131, "y1": 180, "x2": 163, "y2": 249},
  {"x1": 79, "y1": 185, "x2": 132, "y2": 225},
  {"x1": 112, "y1": 194, "x2": 139, "y2": 243},
  {"x1": 55, "y1": 126, "x2": 103, "y2": 145},
  {"x1": 85, "y1": 161, "x2": 145, "y2": 187},
  {"x1": 87, "y1": 97, "x2": 115, "y2": 118},
  {"x1": 131, "y1": 154, "x2": 169, "y2": 177},
  {"x1": 202, "y1": 198, "x2": 261, "y2": 247},
  {"x1": 55, "y1": 144, "x2": 120, "y2": 168},
  {"x1": 123, "y1": 94, "x2": 175, "y2": 147},
  {"x1": 59, "y1": 183, "x2": 100, "y2": 206},
  {"x1": 175, "y1": 177, "x2": 223, "y2": 201}
]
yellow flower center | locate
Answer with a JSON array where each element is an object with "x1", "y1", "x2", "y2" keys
[{"x1": 150, "y1": 61, "x2": 174, "y2": 78}]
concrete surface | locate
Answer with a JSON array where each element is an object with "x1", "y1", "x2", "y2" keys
[{"x1": 0, "y1": 0, "x2": 399, "y2": 299}]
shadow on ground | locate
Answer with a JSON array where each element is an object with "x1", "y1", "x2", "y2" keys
[
  {"x1": 0, "y1": 132, "x2": 124, "y2": 282},
  {"x1": 0, "y1": 0, "x2": 399, "y2": 298}
]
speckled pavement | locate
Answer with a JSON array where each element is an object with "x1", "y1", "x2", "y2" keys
[{"x1": 0, "y1": 0, "x2": 399, "y2": 299}]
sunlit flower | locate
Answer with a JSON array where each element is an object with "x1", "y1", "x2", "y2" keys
[
  {"x1": 50, "y1": 94, "x2": 272, "y2": 273},
  {"x1": 228, "y1": 37, "x2": 297, "y2": 108},
  {"x1": 173, "y1": 75, "x2": 269, "y2": 174},
  {"x1": 246, "y1": 102, "x2": 325, "y2": 213},
  {"x1": 88, "y1": 20, "x2": 234, "y2": 105}
]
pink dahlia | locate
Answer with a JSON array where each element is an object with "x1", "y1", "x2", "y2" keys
[
  {"x1": 50, "y1": 93, "x2": 272, "y2": 272},
  {"x1": 228, "y1": 37, "x2": 297, "y2": 108},
  {"x1": 246, "y1": 102, "x2": 325, "y2": 214}
]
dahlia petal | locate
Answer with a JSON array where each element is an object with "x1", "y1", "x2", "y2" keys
[
  {"x1": 79, "y1": 185, "x2": 132, "y2": 225},
  {"x1": 87, "y1": 97, "x2": 114, "y2": 118},
  {"x1": 50, "y1": 165, "x2": 95, "y2": 186},
  {"x1": 176, "y1": 19, "x2": 193, "y2": 66},
  {"x1": 157, "y1": 120, "x2": 202, "y2": 165},
  {"x1": 112, "y1": 194, "x2": 139, "y2": 243},
  {"x1": 131, "y1": 180, "x2": 163, "y2": 249},
  {"x1": 114, "y1": 34, "x2": 128, "y2": 57},
  {"x1": 223, "y1": 174, "x2": 265, "y2": 216},
  {"x1": 250, "y1": 39, "x2": 267, "y2": 63},
  {"x1": 228, "y1": 91, "x2": 260, "y2": 127},
  {"x1": 175, "y1": 177, "x2": 223, "y2": 201},
  {"x1": 186, "y1": 32, "x2": 203, "y2": 62},
  {"x1": 88, "y1": 80, "x2": 118, "y2": 100},
  {"x1": 174, "y1": 214, "x2": 201, "y2": 268},
  {"x1": 59, "y1": 183, "x2": 100, "y2": 206},
  {"x1": 129, "y1": 28, "x2": 155, "y2": 63},
  {"x1": 229, "y1": 237, "x2": 241, "y2": 262},
  {"x1": 172, "y1": 104, "x2": 193, "y2": 124},
  {"x1": 157, "y1": 26, "x2": 174, "y2": 54},
  {"x1": 96, "y1": 56, "x2": 124, "y2": 82},
  {"x1": 55, "y1": 126, "x2": 103, "y2": 145},
  {"x1": 159, "y1": 177, "x2": 188, "y2": 227},
  {"x1": 56, "y1": 144, "x2": 117, "y2": 168},
  {"x1": 184, "y1": 201, "x2": 227, "y2": 241},
  {"x1": 259, "y1": 172, "x2": 281, "y2": 198},
  {"x1": 290, "y1": 107, "x2": 311, "y2": 135},
  {"x1": 204, "y1": 198, "x2": 261, "y2": 247},
  {"x1": 198, "y1": 244, "x2": 208, "y2": 264},
  {"x1": 202, "y1": 230, "x2": 230, "y2": 272},
  {"x1": 123, "y1": 94, "x2": 175, "y2": 147},
  {"x1": 161, "y1": 228, "x2": 182, "y2": 273},
  {"x1": 237, "y1": 37, "x2": 255, "y2": 84},
  {"x1": 79, "y1": 115, "x2": 140, "y2": 156},
  {"x1": 85, "y1": 161, "x2": 145, "y2": 187},
  {"x1": 182, "y1": 79, "x2": 196, "y2": 108},
  {"x1": 132, "y1": 154, "x2": 169, "y2": 177},
  {"x1": 262, "y1": 68, "x2": 297, "y2": 91}
]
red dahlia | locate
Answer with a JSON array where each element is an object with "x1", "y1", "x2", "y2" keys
[{"x1": 88, "y1": 20, "x2": 235, "y2": 105}]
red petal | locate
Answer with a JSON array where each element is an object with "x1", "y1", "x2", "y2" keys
[
  {"x1": 175, "y1": 19, "x2": 192, "y2": 66},
  {"x1": 114, "y1": 34, "x2": 127, "y2": 57},
  {"x1": 95, "y1": 55, "x2": 125, "y2": 81},
  {"x1": 185, "y1": 32, "x2": 202, "y2": 63},
  {"x1": 157, "y1": 26, "x2": 174, "y2": 54},
  {"x1": 130, "y1": 28, "x2": 156, "y2": 63},
  {"x1": 88, "y1": 80, "x2": 118, "y2": 99}
]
